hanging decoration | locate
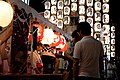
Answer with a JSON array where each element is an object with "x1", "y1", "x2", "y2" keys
[
  {"x1": 50, "y1": 31, "x2": 61, "y2": 47},
  {"x1": 56, "y1": 35, "x2": 68, "y2": 52},
  {"x1": 37, "y1": 27, "x2": 44, "y2": 42},
  {"x1": 41, "y1": 28, "x2": 55, "y2": 45},
  {"x1": 10, "y1": 0, "x2": 72, "y2": 41},
  {"x1": 32, "y1": 21, "x2": 45, "y2": 42},
  {"x1": 28, "y1": 22, "x2": 44, "y2": 43},
  {"x1": 28, "y1": 33, "x2": 32, "y2": 43}
]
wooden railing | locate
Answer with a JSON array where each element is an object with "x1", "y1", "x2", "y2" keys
[{"x1": 0, "y1": 73, "x2": 64, "y2": 80}]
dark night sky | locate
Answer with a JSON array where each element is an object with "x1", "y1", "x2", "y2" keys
[
  {"x1": 29, "y1": 0, "x2": 45, "y2": 12},
  {"x1": 110, "y1": 0, "x2": 120, "y2": 22},
  {"x1": 110, "y1": 0, "x2": 120, "y2": 56}
]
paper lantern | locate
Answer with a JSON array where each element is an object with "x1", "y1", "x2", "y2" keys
[
  {"x1": 56, "y1": 35, "x2": 68, "y2": 52},
  {"x1": 28, "y1": 26, "x2": 44, "y2": 43},
  {"x1": 58, "y1": 42, "x2": 68, "y2": 52},
  {"x1": 50, "y1": 32, "x2": 61, "y2": 46},
  {"x1": 0, "y1": 1, "x2": 13, "y2": 27},
  {"x1": 41, "y1": 28, "x2": 55, "y2": 44},
  {"x1": 32, "y1": 21, "x2": 44, "y2": 42}
]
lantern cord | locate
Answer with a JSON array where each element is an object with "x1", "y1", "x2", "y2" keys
[
  {"x1": 33, "y1": 28, "x2": 38, "y2": 34},
  {"x1": 17, "y1": 14, "x2": 27, "y2": 23},
  {"x1": 14, "y1": 11, "x2": 29, "y2": 27},
  {"x1": 14, "y1": 11, "x2": 26, "y2": 21},
  {"x1": 21, "y1": 8, "x2": 29, "y2": 26}
]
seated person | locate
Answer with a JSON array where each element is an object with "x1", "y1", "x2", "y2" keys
[
  {"x1": 55, "y1": 30, "x2": 82, "y2": 80},
  {"x1": 32, "y1": 43, "x2": 43, "y2": 74},
  {"x1": 41, "y1": 44, "x2": 57, "y2": 74}
]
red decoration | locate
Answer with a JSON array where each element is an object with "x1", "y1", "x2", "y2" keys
[
  {"x1": 37, "y1": 25, "x2": 44, "y2": 42},
  {"x1": 28, "y1": 21, "x2": 44, "y2": 43},
  {"x1": 28, "y1": 33, "x2": 32, "y2": 43},
  {"x1": 36, "y1": 63, "x2": 43, "y2": 69},
  {"x1": 50, "y1": 32, "x2": 61, "y2": 47},
  {"x1": 58, "y1": 42, "x2": 68, "y2": 52},
  {"x1": 56, "y1": 35, "x2": 68, "y2": 52}
]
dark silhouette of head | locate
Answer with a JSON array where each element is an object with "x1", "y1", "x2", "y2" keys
[
  {"x1": 77, "y1": 22, "x2": 91, "y2": 36},
  {"x1": 72, "y1": 30, "x2": 82, "y2": 43}
]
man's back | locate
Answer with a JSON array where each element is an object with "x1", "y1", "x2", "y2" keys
[{"x1": 73, "y1": 36, "x2": 104, "y2": 78}]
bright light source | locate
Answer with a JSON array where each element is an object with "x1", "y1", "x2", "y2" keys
[
  {"x1": 41, "y1": 29, "x2": 55, "y2": 44},
  {"x1": 0, "y1": 1, "x2": 13, "y2": 27}
]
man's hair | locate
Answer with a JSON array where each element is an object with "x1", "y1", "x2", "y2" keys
[
  {"x1": 77, "y1": 22, "x2": 91, "y2": 35},
  {"x1": 72, "y1": 30, "x2": 79, "y2": 39}
]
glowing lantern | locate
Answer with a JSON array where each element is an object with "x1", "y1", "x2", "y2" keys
[
  {"x1": 37, "y1": 22, "x2": 44, "y2": 42},
  {"x1": 50, "y1": 32, "x2": 61, "y2": 46},
  {"x1": 71, "y1": 3, "x2": 77, "y2": 12},
  {"x1": 28, "y1": 21, "x2": 44, "y2": 42},
  {"x1": 28, "y1": 27, "x2": 44, "y2": 43},
  {"x1": 56, "y1": 35, "x2": 68, "y2": 52},
  {"x1": 58, "y1": 41, "x2": 68, "y2": 52},
  {"x1": 0, "y1": 1, "x2": 13, "y2": 27},
  {"x1": 41, "y1": 28, "x2": 55, "y2": 44}
]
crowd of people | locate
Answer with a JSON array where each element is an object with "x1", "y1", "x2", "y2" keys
[
  {"x1": 0, "y1": 21, "x2": 109, "y2": 80},
  {"x1": 27, "y1": 21, "x2": 105, "y2": 80}
]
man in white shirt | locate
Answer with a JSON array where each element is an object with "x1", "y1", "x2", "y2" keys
[{"x1": 73, "y1": 22, "x2": 104, "y2": 80}]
